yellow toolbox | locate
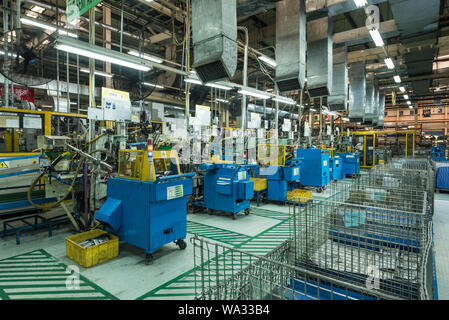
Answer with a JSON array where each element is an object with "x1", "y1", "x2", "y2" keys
[
  {"x1": 250, "y1": 178, "x2": 268, "y2": 191},
  {"x1": 66, "y1": 229, "x2": 119, "y2": 268},
  {"x1": 287, "y1": 189, "x2": 313, "y2": 203}
]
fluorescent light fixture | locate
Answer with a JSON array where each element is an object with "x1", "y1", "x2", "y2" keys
[
  {"x1": 80, "y1": 68, "x2": 113, "y2": 78},
  {"x1": 409, "y1": 105, "x2": 413, "y2": 109},
  {"x1": 205, "y1": 82, "x2": 232, "y2": 90},
  {"x1": 58, "y1": 29, "x2": 78, "y2": 38},
  {"x1": 384, "y1": 58, "x2": 395, "y2": 70},
  {"x1": 272, "y1": 97, "x2": 296, "y2": 105},
  {"x1": 0, "y1": 49, "x2": 19, "y2": 58},
  {"x1": 31, "y1": 5, "x2": 46, "y2": 13},
  {"x1": 407, "y1": 101, "x2": 411, "y2": 105},
  {"x1": 143, "y1": 82, "x2": 164, "y2": 89},
  {"x1": 399, "y1": 86, "x2": 406, "y2": 92},
  {"x1": 21, "y1": 17, "x2": 55, "y2": 30},
  {"x1": 184, "y1": 78, "x2": 202, "y2": 85},
  {"x1": 342, "y1": 117, "x2": 350, "y2": 122},
  {"x1": 70, "y1": 101, "x2": 77, "y2": 105},
  {"x1": 21, "y1": 17, "x2": 77, "y2": 38},
  {"x1": 354, "y1": 0, "x2": 367, "y2": 8},
  {"x1": 310, "y1": 108, "x2": 317, "y2": 112},
  {"x1": 54, "y1": 37, "x2": 151, "y2": 72},
  {"x1": 394, "y1": 75, "x2": 401, "y2": 83},
  {"x1": 238, "y1": 89, "x2": 271, "y2": 100},
  {"x1": 369, "y1": 29, "x2": 384, "y2": 47},
  {"x1": 128, "y1": 50, "x2": 163, "y2": 64},
  {"x1": 403, "y1": 94, "x2": 409, "y2": 100},
  {"x1": 259, "y1": 55, "x2": 277, "y2": 68},
  {"x1": 215, "y1": 98, "x2": 229, "y2": 103}
]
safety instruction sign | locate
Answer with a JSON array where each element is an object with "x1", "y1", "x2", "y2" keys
[
  {"x1": 167, "y1": 185, "x2": 183, "y2": 200},
  {"x1": 0, "y1": 161, "x2": 8, "y2": 168}
]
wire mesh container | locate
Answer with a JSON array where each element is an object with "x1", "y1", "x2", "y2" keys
[
  {"x1": 289, "y1": 199, "x2": 431, "y2": 300},
  {"x1": 191, "y1": 236, "x2": 399, "y2": 300}
]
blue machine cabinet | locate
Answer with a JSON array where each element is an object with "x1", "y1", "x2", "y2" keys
[
  {"x1": 197, "y1": 164, "x2": 255, "y2": 219},
  {"x1": 95, "y1": 173, "x2": 194, "y2": 264},
  {"x1": 296, "y1": 148, "x2": 330, "y2": 190},
  {"x1": 329, "y1": 156, "x2": 343, "y2": 181},
  {"x1": 335, "y1": 152, "x2": 361, "y2": 178},
  {"x1": 259, "y1": 158, "x2": 302, "y2": 202},
  {"x1": 432, "y1": 145, "x2": 447, "y2": 161}
]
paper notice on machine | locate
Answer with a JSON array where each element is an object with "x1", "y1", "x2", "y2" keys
[{"x1": 101, "y1": 87, "x2": 131, "y2": 121}]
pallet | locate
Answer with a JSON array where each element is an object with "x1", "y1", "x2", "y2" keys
[{"x1": 435, "y1": 188, "x2": 449, "y2": 194}]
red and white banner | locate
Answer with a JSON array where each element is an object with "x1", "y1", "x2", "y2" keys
[{"x1": 0, "y1": 84, "x2": 35, "y2": 103}]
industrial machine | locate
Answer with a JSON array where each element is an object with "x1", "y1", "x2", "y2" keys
[
  {"x1": 193, "y1": 163, "x2": 255, "y2": 220},
  {"x1": 95, "y1": 145, "x2": 194, "y2": 264},
  {"x1": 334, "y1": 152, "x2": 361, "y2": 178},
  {"x1": 329, "y1": 156, "x2": 343, "y2": 181},
  {"x1": 432, "y1": 144, "x2": 447, "y2": 161},
  {"x1": 257, "y1": 145, "x2": 303, "y2": 202},
  {"x1": 353, "y1": 132, "x2": 376, "y2": 168},
  {"x1": 296, "y1": 147, "x2": 330, "y2": 191}
]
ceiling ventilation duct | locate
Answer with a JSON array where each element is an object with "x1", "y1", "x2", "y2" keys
[
  {"x1": 372, "y1": 82, "x2": 379, "y2": 127},
  {"x1": 192, "y1": 0, "x2": 237, "y2": 83},
  {"x1": 306, "y1": 13, "x2": 333, "y2": 98},
  {"x1": 364, "y1": 74, "x2": 375, "y2": 125},
  {"x1": 377, "y1": 92, "x2": 385, "y2": 129},
  {"x1": 389, "y1": 0, "x2": 440, "y2": 95},
  {"x1": 275, "y1": 0, "x2": 307, "y2": 93},
  {"x1": 328, "y1": 46, "x2": 347, "y2": 111},
  {"x1": 348, "y1": 62, "x2": 366, "y2": 123}
]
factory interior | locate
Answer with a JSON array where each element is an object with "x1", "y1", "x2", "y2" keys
[{"x1": 1, "y1": 0, "x2": 449, "y2": 303}]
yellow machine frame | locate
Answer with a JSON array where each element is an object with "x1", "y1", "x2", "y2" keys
[
  {"x1": 352, "y1": 130, "x2": 415, "y2": 168},
  {"x1": 118, "y1": 149, "x2": 182, "y2": 182},
  {"x1": 257, "y1": 144, "x2": 296, "y2": 167},
  {"x1": 317, "y1": 145, "x2": 336, "y2": 158}
]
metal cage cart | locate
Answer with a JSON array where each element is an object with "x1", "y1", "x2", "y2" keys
[
  {"x1": 191, "y1": 236, "x2": 399, "y2": 300},
  {"x1": 289, "y1": 199, "x2": 434, "y2": 300}
]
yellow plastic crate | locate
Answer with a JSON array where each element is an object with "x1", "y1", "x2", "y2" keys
[
  {"x1": 287, "y1": 189, "x2": 312, "y2": 203},
  {"x1": 66, "y1": 229, "x2": 119, "y2": 268},
  {"x1": 250, "y1": 178, "x2": 267, "y2": 191}
]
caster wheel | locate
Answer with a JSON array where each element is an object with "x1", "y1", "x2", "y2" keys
[
  {"x1": 245, "y1": 209, "x2": 250, "y2": 216},
  {"x1": 177, "y1": 239, "x2": 187, "y2": 250},
  {"x1": 232, "y1": 215, "x2": 237, "y2": 220},
  {"x1": 207, "y1": 209, "x2": 213, "y2": 215},
  {"x1": 317, "y1": 188, "x2": 323, "y2": 193},
  {"x1": 145, "y1": 253, "x2": 153, "y2": 265}
]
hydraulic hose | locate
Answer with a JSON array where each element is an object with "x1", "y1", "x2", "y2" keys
[{"x1": 27, "y1": 154, "x2": 84, "y2": 210}]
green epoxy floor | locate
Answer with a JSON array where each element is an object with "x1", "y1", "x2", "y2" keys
[{"x1": 0, "y1": 187, "x2": 447, "y2": 300}]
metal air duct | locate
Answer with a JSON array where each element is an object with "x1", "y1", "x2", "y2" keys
[
  {"x1": 275, "y1": 0, "x2": 307, "y2": 93},
  {"x1": 377, "y1": 92, "x2": 385, "y2": 129},
  {"x1": 306, "y1": 13, "x2": 333, "y2": 98},
  {"x1": 348, "y1": 62, "x2": 366, "y2": 123},
  {"x1": 328, "y1": 46, "x2": 347, "y2": 111},
  {"x1": 192, "y1": 0, "x2": 238, "y2": 83},
  {"x1": 389, "y1": 0, "x2": 440, "y2": 95},
  {"x1": 364, "y1": 74, "x2": 375, "y2": 125},
  {"x1": 372, "y1": 82, "x2": 379, "y2": 127}
]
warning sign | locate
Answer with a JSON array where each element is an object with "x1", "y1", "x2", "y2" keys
[{"x1": 0, "y1": 161, "x2": 8, "y2": 168}]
